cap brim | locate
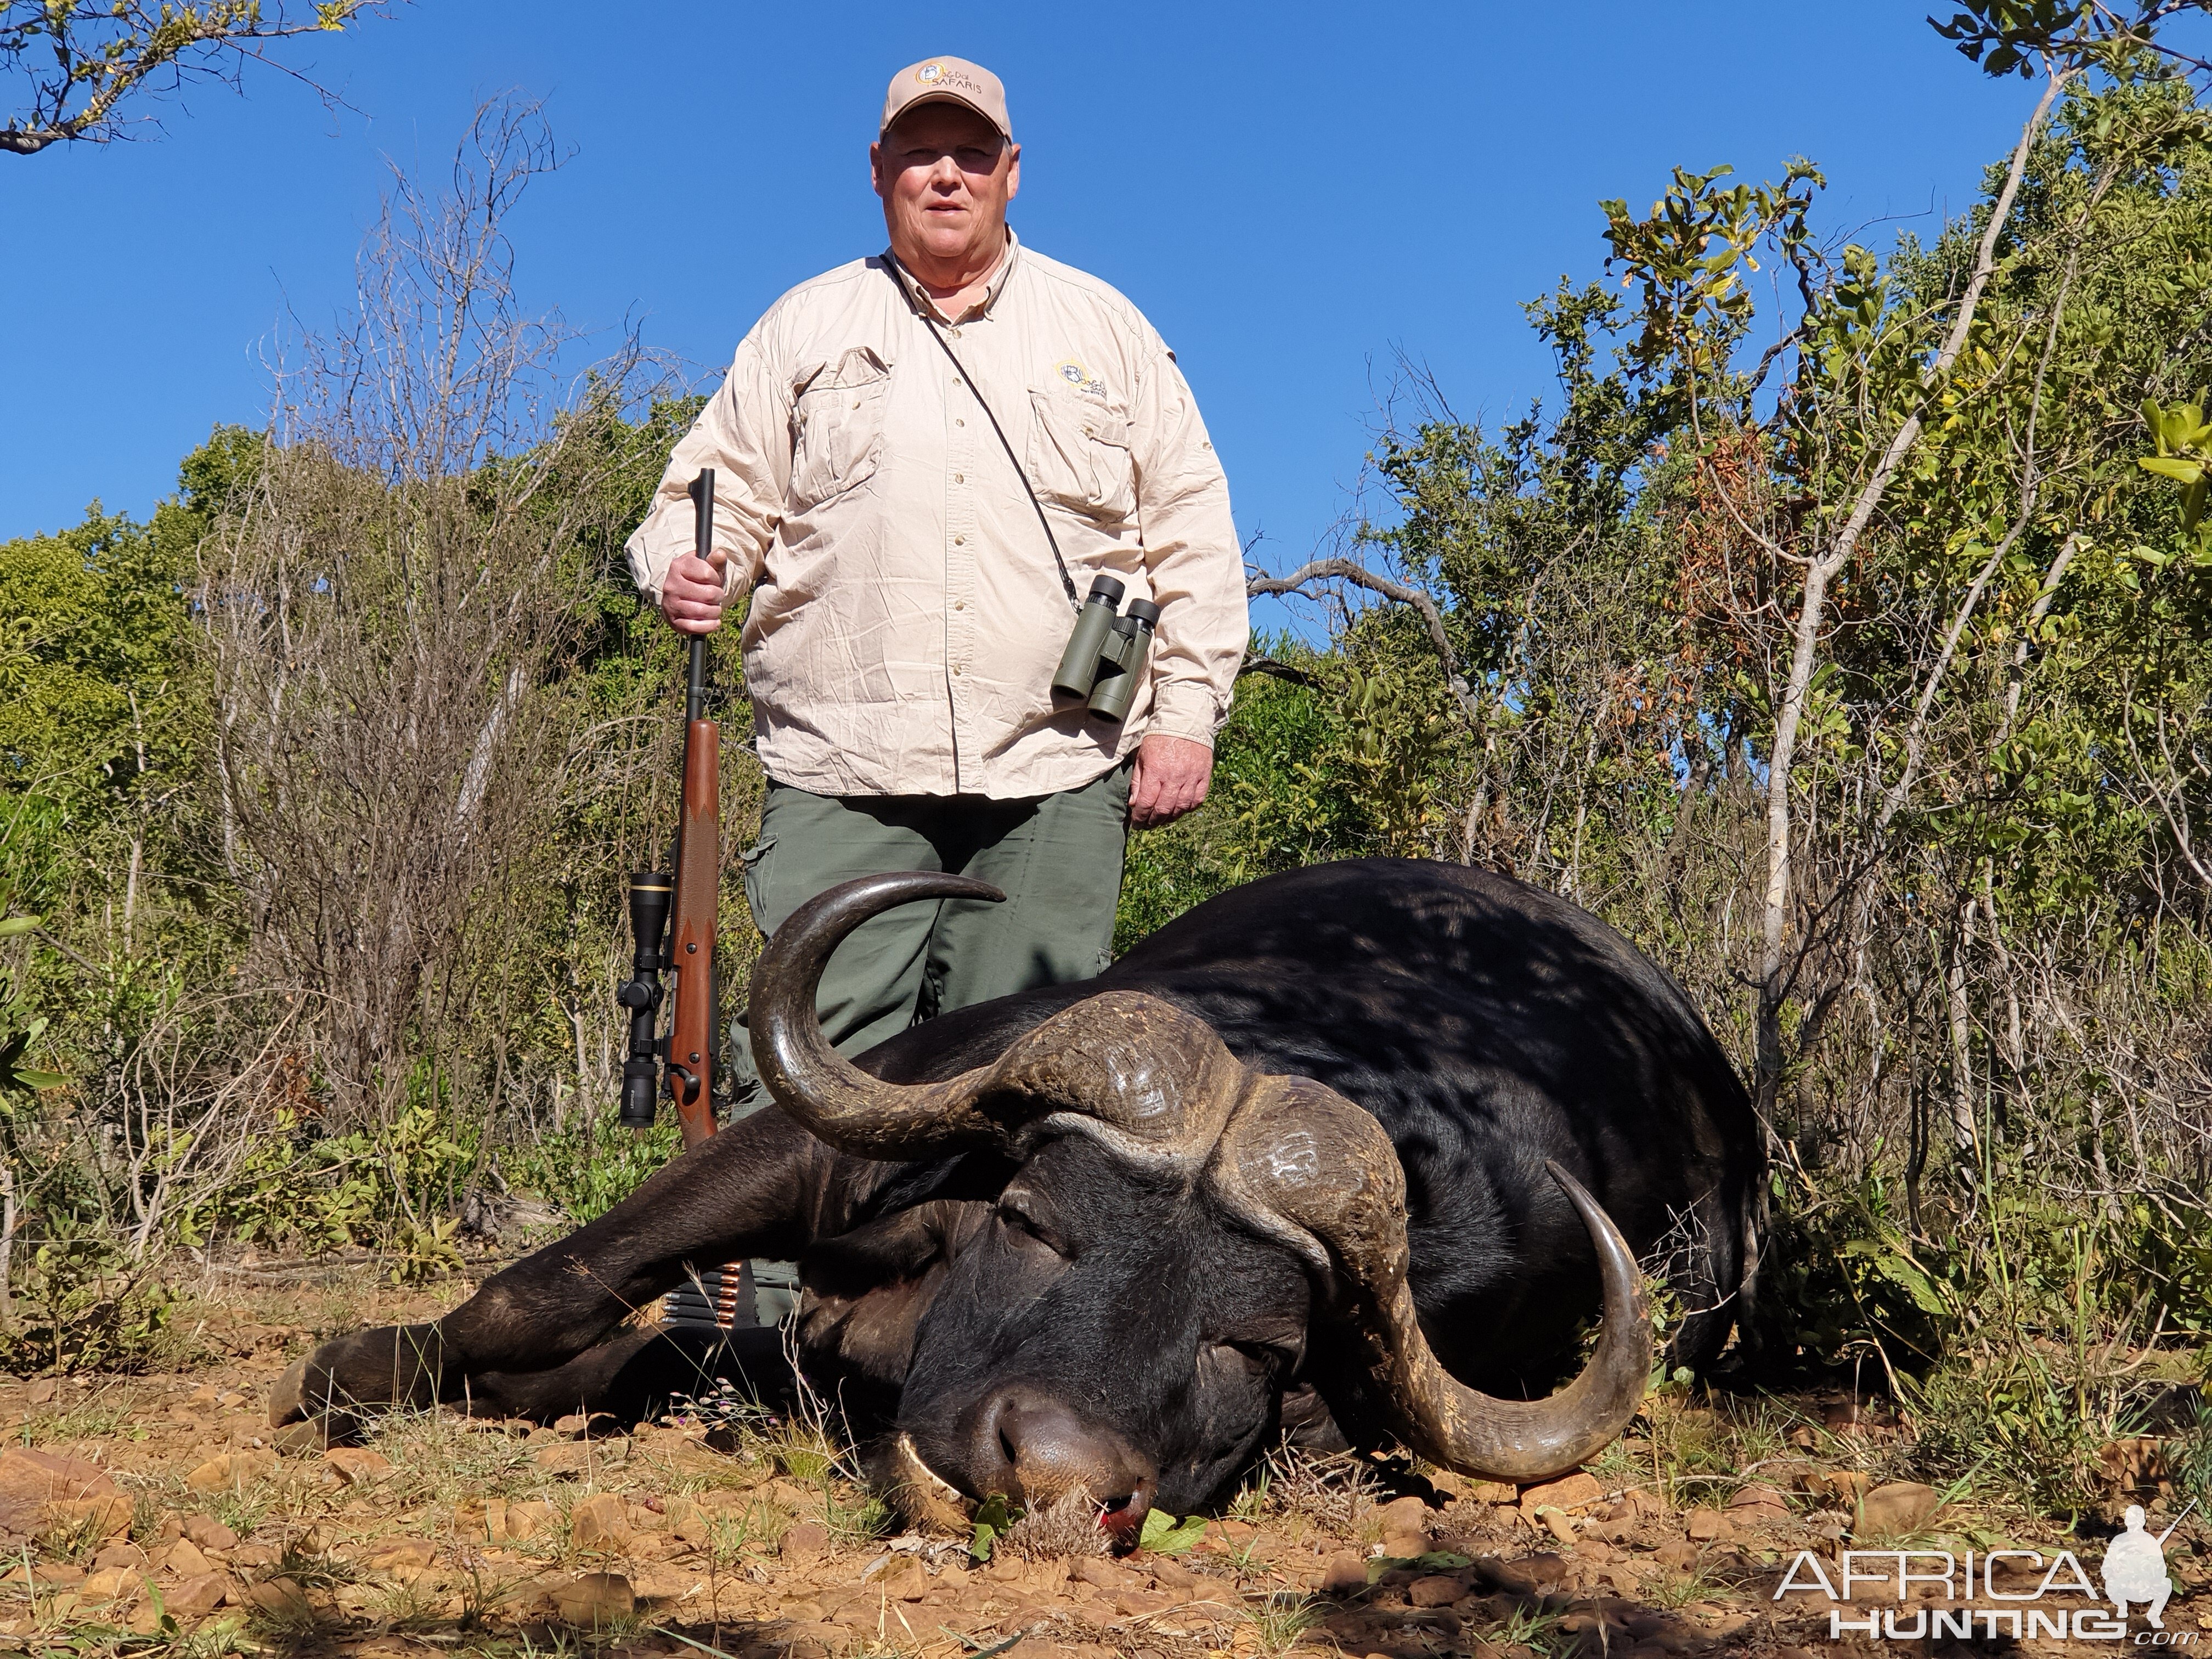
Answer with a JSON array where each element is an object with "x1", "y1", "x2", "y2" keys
[{"x1": 881, "y1": 91, "x2": 1010, "y2": 140}]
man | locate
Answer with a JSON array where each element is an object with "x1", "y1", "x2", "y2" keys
[
  {"x1": 624, "y1": 57, "x2": 1246, "y2": 1149},
  {"x1": 2101, "y1": 1505, "x2": 2173, "y2": 1628}
]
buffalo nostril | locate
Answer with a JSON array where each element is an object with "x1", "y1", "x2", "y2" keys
[{"x1": 956, "y1": 1387, "x2": 1157, "y2": 1521}]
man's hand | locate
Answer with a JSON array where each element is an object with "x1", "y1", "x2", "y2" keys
[
  {"x1": 1130, "y1": 733, "x2": 1214, "y2": 831},
  {"x1": 661, "y1": 551, "x2": 729, "y2": 636}
]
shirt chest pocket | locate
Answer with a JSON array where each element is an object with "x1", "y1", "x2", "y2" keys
[
  {"x1": 789, "y1": 349, "x2": 892, "y2": 511},
  {"x1": 1026, "y1": 387, "x2": 1136, "y2": 524}
]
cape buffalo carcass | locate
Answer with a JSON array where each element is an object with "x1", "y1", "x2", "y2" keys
[{"x1": 273, "y1": 859, "x2": 1759, "y2": 1537}]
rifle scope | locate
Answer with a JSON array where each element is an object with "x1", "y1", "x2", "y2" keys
[{"x1": 617, "y1": 872, "x2": 673, "y2": 1128}]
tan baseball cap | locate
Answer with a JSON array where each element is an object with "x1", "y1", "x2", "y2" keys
[{"x1": 881, "y1": 56, "x2": 1012, "y2": 141}]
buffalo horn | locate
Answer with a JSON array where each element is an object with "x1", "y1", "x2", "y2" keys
[
  {"x1": 1216, "y1": 1077, "x2": 1649, "y2": 1482},
  {"x1": 749, "y1": 872, "x2": 1015, "y2": 1158},
  {"x1": 749, "y1": 872, "x2": 1244, "y2": 1161}
]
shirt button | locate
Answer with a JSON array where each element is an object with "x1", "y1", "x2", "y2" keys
[
  {"x1": 955, "y1": 417, "x2": 965, "y2": 428},
  {"x1": 953, "y1": 535, "x2": 965, "y2": 545},
  {"x1": 955, "y1": 601, "x2": 966, "y2": 611},
  {"x1": 953, "y1": 473, "x2": 964, "y2": 483},
  {"x1": 952, "y1": 664, "x2": 964, "y2": 675}
]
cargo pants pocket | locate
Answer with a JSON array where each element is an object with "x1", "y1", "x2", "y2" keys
[{"x1": 738, "y1": 836, "x2": 777, "y2": 933}]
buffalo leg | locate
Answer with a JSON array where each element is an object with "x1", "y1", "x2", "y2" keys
[
  {"x1": 272, "y1": 1107, "x2": 836, "y2": 1430},
  {"x1": 465, "y1": 1324, "x2": 797, "y2": 1426}
]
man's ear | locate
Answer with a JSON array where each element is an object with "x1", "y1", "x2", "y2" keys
[
  {"x1": 869, "y1": 139, "x2": 887, "y2": 200},
  {"x1": 1005, "y1": 142, "x2": 1020, "y2": 202}
]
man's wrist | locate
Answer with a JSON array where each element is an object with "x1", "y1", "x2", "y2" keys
[
  {"x1": 1145, "y1": 684, "x2": 1223, "y2": 749},
  {"x1": 1141, "y1": 709, "x2": 1217, "y2": 751},
  {"x1": 1141, "y1": 727, "x2": 1214, "y2": 752}
]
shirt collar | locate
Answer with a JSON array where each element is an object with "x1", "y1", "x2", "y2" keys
[{"x1": 884, "y1": 229, "x2": 1020, "y2": 323}]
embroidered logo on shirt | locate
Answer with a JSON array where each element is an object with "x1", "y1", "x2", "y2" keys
[{"x1": 1056, "y1": 359, "x2": 1107, "y2": 400}]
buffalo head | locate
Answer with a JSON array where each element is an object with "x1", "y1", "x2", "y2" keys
[{"x1": 752, "y1": 873, "x2": 1651, "y2": 1539}]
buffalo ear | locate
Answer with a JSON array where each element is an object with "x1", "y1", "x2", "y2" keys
[
  {"x1": 802, "y1": 1199, "x2": 991, "y2": 1298},
  {"x1": 795, "y1": 1200, "x2": 990, "y2": 1405},
  {"x1": 1279, "y1": 1380, "x2": 1352, "y2": 1454}
]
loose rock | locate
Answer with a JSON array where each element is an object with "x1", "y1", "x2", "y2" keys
[
  {"x1": 83, "y1": 1564, "x2": 148, "y2": 1602},
  {"x1": 1408, "y1": 1573, "x2": 1463, "y2": 1607},
  {"x1": 571, "y1": 1491, "x2": 633, "y2": 1550},
  {"x1": 247, "y1": 1576, "x2": 312, "y2": 1620},
  {"x1": 501, "y1": 1498, "x2": 556, "y2": 1541},
  {"x1": 362, "y1": 1537, "x2": 437, "y2": 1578},
  {"x1": 552, "y1": 1571, "x2": 635, "y2": 1626},
  {"x1": 185, "y1": 1513, "x2": 240, "y2": 1549},
  {"x1": 1319, "y1": 1551, "x2": 1368, "y2": 1594},
  {"x1": 324, "y1": 1446, "x2": 393, "y2": 1485},
  {"x1": 1805, "y1": 1469, "x2": 1870, "y2": 1505},
  {"x1": 1519, "y1": 1473, "x2": 1602, "y2": 1518},
  {"x1": 184, "y1": 1450, "x2": 275, "y2": 1492},
  {"x1": 46, "y1": 1494, "x2": 133, "y2": 1538},
  {"x1": 167, "y1": 1570, "x2": 232, "y2": 1619},
  {"x1": 0, "y1": 1447, "x2": 118, "y2": 1533},
  {"x1": 1726, "y1": 1482, "x2": 1792, "y2": 1519},
  {"x1": 1855, "y1": 1481, "x2": 1943, "y2": 1538}
]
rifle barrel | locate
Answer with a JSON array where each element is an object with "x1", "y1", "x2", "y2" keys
[{"x1": 685, "y1": 467, "x2": 716, "y2": 725}]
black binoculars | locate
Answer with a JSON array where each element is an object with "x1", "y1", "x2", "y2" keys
[{"x1": 1051, "y1": 574, "x2": 1160, "y2": 723}]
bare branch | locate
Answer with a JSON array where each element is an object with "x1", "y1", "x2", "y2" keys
[
  {"x1": 1753, "y1": 64, "x2": 2069, "y2": 1115},
  {"x1": 1248, "y1": 557, "x2": 1481, "y2": 721}
]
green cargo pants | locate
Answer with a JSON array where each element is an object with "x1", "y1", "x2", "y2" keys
[{"x1": 724, "y1": 762, "x2": 1132, "y2": 1321}]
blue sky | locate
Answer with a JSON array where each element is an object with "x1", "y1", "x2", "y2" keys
[{"x1": 2, "y1": 1, "x2": 2039, "y2": 578}]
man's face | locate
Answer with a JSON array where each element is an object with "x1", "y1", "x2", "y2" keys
[{"x1": 871, "y1": 103, "x2": 1019, "y2": 271}]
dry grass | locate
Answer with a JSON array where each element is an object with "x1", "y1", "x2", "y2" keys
[
  {"x1": 1249, "y1": 1444, "x2": 1379, "y2": 1539},
  {"x1": 998, "y1": 1489, "x2": 1111, "y2": 1561},
  {"x1": 359, "y1": 1407, "x2": 552, "y2": 1509}
]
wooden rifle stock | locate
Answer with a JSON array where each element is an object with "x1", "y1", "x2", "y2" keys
[{"x1": 665, "y1": 469, "x2": 722, "y2": 1149}]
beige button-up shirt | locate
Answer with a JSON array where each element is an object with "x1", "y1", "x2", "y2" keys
[{"x1": 625, "y1": 235, "x2": 1248, "y2": 800}]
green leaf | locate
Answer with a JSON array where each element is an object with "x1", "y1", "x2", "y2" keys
[
  {"x1": 2139, "y1": 456, "x2": 2205, "y2": 486},
  {"x1": 0, "y1": 915, "x2": 37, "y2": 939},
  {"x1": 968, "y1": 1492, "x2": 1023, "y2": 1562},
  {"x1": 1138, "y1": 1510, "x2": 1208, "y2": 1555}
]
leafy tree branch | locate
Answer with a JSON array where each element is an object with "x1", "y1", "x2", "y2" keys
[{"x1": 1, "y1": 0, "x2": 391, "y2": 156}]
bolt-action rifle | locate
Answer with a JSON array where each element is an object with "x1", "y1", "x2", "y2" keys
[{"x1": 616, "y1": 469, "x2": 722, "y2": 1150}]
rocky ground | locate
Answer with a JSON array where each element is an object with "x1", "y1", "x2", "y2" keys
[{"x1": 0, "y1": 1282, "x2": 2203, "y2": 1659}]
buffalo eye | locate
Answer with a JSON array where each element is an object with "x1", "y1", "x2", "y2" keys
[
  {"x1": 1211, "y1": 1339, "x2": 1294, "y2": 1380},
  {"x1": 995, "y1": 1195, "x2": 1066, "y2": 1257}
]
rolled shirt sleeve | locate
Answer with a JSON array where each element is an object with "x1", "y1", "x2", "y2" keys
[
  {"x1": 1130, "y1": 343, "x2": 1247, "y2": 749},
  {"x1": 624, "y1": 329, "x2": 789, "y2": 612}
]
